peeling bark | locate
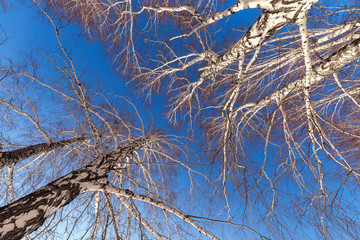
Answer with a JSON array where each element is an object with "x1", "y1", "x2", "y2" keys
[{"x1": 316, "y1": 38, "x2": 360, "y2": 76}]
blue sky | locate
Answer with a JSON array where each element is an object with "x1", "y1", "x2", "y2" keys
[
  {"x1": 2, "y1": 2, "x2": 358, "y2": 239},
  {"x1": 0, "y1": 4, "x2": 272, "y2": 239},
  {"x1": 0, "y1": 5, "x2": 121, "y2": 89},
  {"x1": 0, "y1": 3, "x2": 290, "y2": 238},
  {"x1": 0, "y1": 2, "x2": 174, "y2": 136}
]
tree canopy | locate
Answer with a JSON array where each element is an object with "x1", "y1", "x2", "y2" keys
[{"x1": 1, "y1": 0, "x2": 360, "y2": 239}]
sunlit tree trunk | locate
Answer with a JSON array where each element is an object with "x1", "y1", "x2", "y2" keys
[
  {"x1": 2, "y1": 0, "x2": 360, "y2": 239},
  {"x1": 0, "y1": 138, "x2": 147, "y2": 239},
  {"x1": 0, "y1": 166, "x2": 92, "y2": 240}
]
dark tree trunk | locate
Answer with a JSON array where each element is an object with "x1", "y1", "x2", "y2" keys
[
  {"x1": 0, "y1": 136, "x2": 89, "y2": 169},
  {"x1": 0, "y1": 164, "x2": 107, "y2": 240},
  {"x1": 0, "y1": 138, "x2": 147, "y2": 239}
]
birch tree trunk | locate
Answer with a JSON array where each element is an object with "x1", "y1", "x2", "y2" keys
[
  {"x1": 0, "y1": 138, "x2": 147, "y2": 239},
  {"x1": 1, "y1": 0, "x2": 360, "y2": 239},
  {"x1": 0, "y1": 136, "x2": 89, "y2": 169},
  {"x1": 0, "y1": 166, "x2": 94, "y2": 239}
]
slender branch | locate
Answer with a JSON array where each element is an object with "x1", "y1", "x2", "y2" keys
[
  {"x1": 0, "y1": 138, "x2": 149, "y2": 239},
  {"x1": 236, "y1": 37, "x2": 360, "y2": 114},
  {"x1": 102, "y1": 184, "x2": 220, "y2": 240}
]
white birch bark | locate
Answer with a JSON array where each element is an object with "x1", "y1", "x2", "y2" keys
[{"x1": 0, "y1": 138, "x2": 148, "y2": 239}]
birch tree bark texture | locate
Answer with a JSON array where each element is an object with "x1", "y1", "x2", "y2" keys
[
  {"x1": 0, "y1": 139, "x2": 145, "y2": 239},
  {"x1": 46, "y1": 0, "x2": 359, "y2": 238},
  {"x1": 0, "y1": 138, "x2": 219, "y2": 240},
  {"x1": 1, "y1": 0, "x2": 360, "y2": 239}
]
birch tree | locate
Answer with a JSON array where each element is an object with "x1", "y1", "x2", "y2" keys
[
  {"x1": 2, "y1": 0, "x2": 360, "y2": 239},
  {"x1": 0, "y1": 5, "x2": 222, "y2": 239}
]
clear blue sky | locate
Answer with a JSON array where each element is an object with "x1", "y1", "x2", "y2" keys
[
  {"x1": 0, "y1": 2, "x2": 174, "y2": 133},
  {"x1": 0, "y1": 3, "x2": 288, "y2": 239},
  {"x1": 1, "y1": 2, "x2": 344, "y2": 239}
]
